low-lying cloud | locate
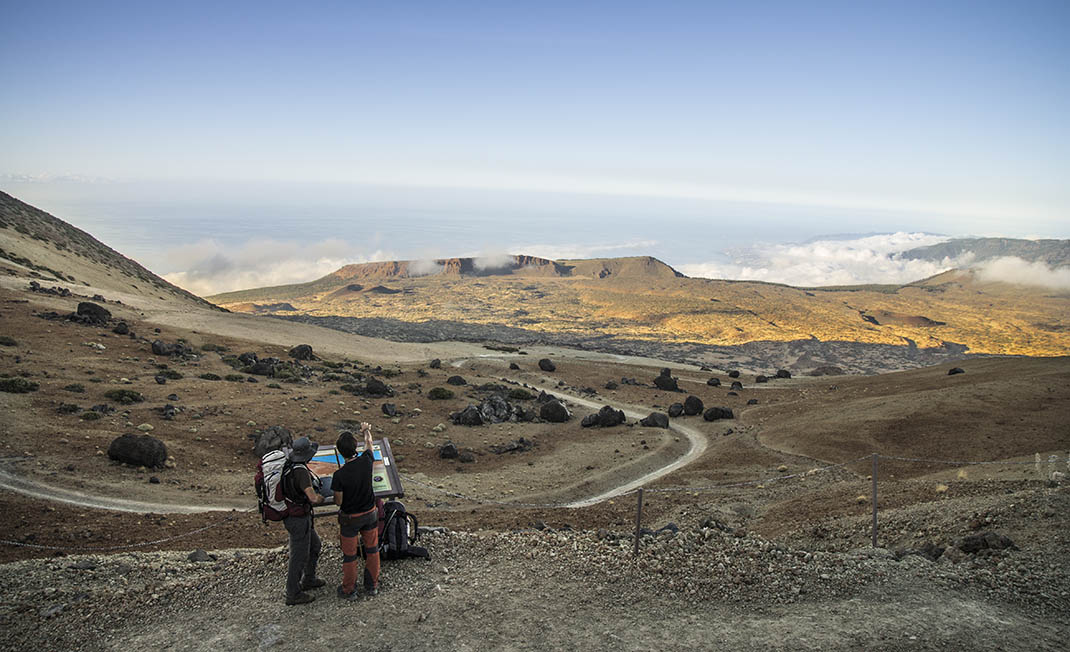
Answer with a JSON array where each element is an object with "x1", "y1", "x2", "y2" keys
[
  {"x1": 678, "y1": 233, "x2": 963, "y2": 287},
  {"x1": 510, "y1": 240, "x2": 659, "y2": 261},
  {"x1": 975, "y1": 256, "x2": 1070, "y2": 290},
  {"x1": 161, "y1": 238, "x2": 395, "y2": 296}
]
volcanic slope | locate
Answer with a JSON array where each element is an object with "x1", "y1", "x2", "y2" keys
[{"x1": 210, "y1": 252, "x2": 1070, "y2": 360}]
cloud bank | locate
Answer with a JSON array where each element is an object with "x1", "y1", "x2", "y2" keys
[
  {"x1": 161, "y1": 238, "x2": 395, "y2": 296},
  {"x1": 975, "y1": 256, "x2": 1070, "y2": 290},
  {"x1": 678, "y1": 233, "x2": 965, "y2": 287}
]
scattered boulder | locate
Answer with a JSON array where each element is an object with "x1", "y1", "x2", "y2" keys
[
  {"x1": 107, "y1": 433, "x2": 167, "y2": 468},
  {"x1": 948, "y1": 367, "x2": 965, "y2": 376},
  {"x1": 620, "y1": 377, "x2": 641, "y2": 386},
  {"x1": 151, "y1": 340, "x2": 174, "y2": 356},
  {"x1": 581, "y1": 405, "x2": 626, "y2": 428},
  {"x1": 683, "y1": 395, "x2": 704, "y2": 416},
  {"x1": 112, "y1": 322, "x2": 129, "y2": 335},
  {"x1": 639, "y1": 412, "x2": 669, "y2": 428},
  {"x1": 0, "y1": 378, "x2": 39, "y2": 393},
  {"x1": 245, "y1": 360, "x2": 277, "y2": 376},
  {"x1": 509, "y1": 362, "x2": 520, "y2": 370},
  {"x1": 429, "y1": 359, "x2": 442, "y2": 369},
  {"x1": 76, "y1": 302, "x2": 111, "y2": 325},
  {"x1": 439, "y1": 442, "x2": 459, "y2": 459},
  {"x1": 381, "y1": 403, "x2": 397, "y2": 417},
  {"x1": 706, "y1": 377, "x2": 721, "y2": 387},
  {"x1": 703, "y1": 407, "x2": 734, "y2": 421},
  {"x1": 458, "y1": 451, "x2": 476, "y2": 464},
  {"x1": 451, "y1": 406, "x2": 484, "y2": 426},
  {"x1": 188, "y1": 549, "x2": 216, "y2": 563},
  {"x1": 288, "y1": 344, "x2": 314, "y2": 361},
  {"x1": 538, "y1": 358, "x2": 556, "y2": 372},
  {"x1": 253, "y1": 425, "x2": 293, "y2": 458},
  {"x1": 104, "y1": 389, "x2": 144, "y2": 404},
  {"x1": 154, "y1": 375, "x2": 167, "y2": 385},
  {"x1": 490, "y1": 438, "x2": 535, "y2": 454},
  {"x1": 238, "y1": 352, "x2": 259, "y2": 366},
  {"x1": 747, "y1": 399, "x2": 759, "y2": 405},
  {"x1": 428, "y1": 387, "x2": 454, "y2": 400},
  {"x1": 653, "y1": 368, "x2": 679, "y2": 392},
  {"x1": 604, "y1": 381, "x2": 619, "y2": 390},
  {"x1": 728, "y1": 370, "x2": 740, "y2": 379},
  {"x1": 364, "y1": 377, "x2": 394, "y2": 397},
  {"x1": 160, "y1": 404, "x2": 178, "y2": 420},
  {"x1": 898, "y1": 542, "x2": 944, "y2": 562},
  {"x1": 446, "y1": 375, "x2": 467, "y2": 386},
  {"x1": 776, "y1": 369, "x2": 791, "y2": 379},
  {"x1": 667, "y1": 403, "x2": 684, "y2": 418},
  {"x1": 755, "y1": 375, "x2": 769, "y2": 384},
  {"x1": 539, "y1": 400, "x2": 570, "y2": 423},
  {"x1": 730, "y1": 381, "x2": 744, "y2": 391}
]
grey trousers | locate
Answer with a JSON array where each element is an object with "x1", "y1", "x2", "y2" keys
[{"x1": 283, "y1": 513, "x2": 321, "y2": 598}]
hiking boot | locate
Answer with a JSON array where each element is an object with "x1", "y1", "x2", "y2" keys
[
  {"x1": 301, "y1": 577, "x2": 327, "y2": 590},
  {"x1": 337, "y1": 585, "x2": 359, "y2": 601},
  {"x1": 285, "y1": 592, "x2": 315, "y2": 606},
  {"x1": 365, "y1": 585, "x2": 379, "y2": 597}
]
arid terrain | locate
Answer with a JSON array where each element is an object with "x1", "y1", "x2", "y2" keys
[{"x1": 1, "y1": 192, "x2": 1069, "y2": 651}]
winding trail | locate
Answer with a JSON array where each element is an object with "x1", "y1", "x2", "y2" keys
[
  {"x1": 448, "y1": 357, "x2": 709, "y2": 508},
  {"x1": 0, "y1": 462, "x2": 241, "y2": 514}
]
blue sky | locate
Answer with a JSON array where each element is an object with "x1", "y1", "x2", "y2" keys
[{"x1": 1, "y1": 1, "x2": 1068, "y2": 292}]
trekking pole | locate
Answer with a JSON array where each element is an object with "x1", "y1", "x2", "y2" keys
[{"x1": 633, "y1": 488, "x2": 644, "y2": 558}]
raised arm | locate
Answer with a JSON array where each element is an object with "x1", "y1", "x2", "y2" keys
[{"x1": 361, "y1": 421, "x2": 374, "y2": 453}]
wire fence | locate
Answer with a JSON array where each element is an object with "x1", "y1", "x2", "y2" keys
[{"x1": 1, "y1": 452, "x2": 1063, "y2": 554}]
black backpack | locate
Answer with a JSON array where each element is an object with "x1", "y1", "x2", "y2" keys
[{"x1": 380, "y1": 500, "x2": 428, "y2": 560}]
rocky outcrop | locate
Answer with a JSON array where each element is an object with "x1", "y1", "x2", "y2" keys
[
  {"x1": 639, "y1": 412, "x2": 669, "y2": 428},
  {"x1": 703, "y1": 407, "x2": 734, "y2": 421},
  {"x1": 581, "y1": 405, "x2": 626, "y2": 428},
  {"x1": 653, "y1": 368, "x2": 679, "y2": 392},
  {"x1": 539, "y1": 400, "x2": 570, "y2": 423},
  {"x1": 288, "y1": 344, "x2": 314, "y2": 361},
  {"x1": 108, "y1": 433, "x2": 167, "y2": 468},
  {"x1": 76, "y1": 302, "x2": 111, "y2": 325}
]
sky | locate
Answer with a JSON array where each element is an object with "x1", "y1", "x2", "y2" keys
[{"x1": 1, "y1": 1, "x2": 1068, "y2": 294}]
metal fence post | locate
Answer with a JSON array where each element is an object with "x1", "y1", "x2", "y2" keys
[
  {"x1": 633, "y1": 488, "x2": 644, "y2": 558},
  {"x1": 871, "y1": 453, "x2": 879, "y2": 548}
]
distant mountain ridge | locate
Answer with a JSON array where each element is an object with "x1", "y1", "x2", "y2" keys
[
  {"x1": 328, "y1": 255, "x2": 684, "y2": 281},
  {"x1": 902, "y1": 237, "x2": 1070, "y2": 267}
]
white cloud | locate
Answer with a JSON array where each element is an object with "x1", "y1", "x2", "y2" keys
[
  {"x1": 407, "y1": 259, "x2": 445, "y2": 277},
  {"x1": 678, "y1": 233, "x2": 966, "y2": 287},
  {"x1": 161, "y1": 238, "x2": 395, "y2": 296},
  {"x1": 473, "y1": 251, "x2": 515, "y2": 271},
  {"x1": 509, "y1": 240, "x2": 659, "y2": 261},
  {"x1": 975, "y1": 256, "x2": 1070, "y2": 290}
]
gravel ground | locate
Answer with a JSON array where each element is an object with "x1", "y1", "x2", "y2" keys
[{"x1": 2, "y1": 499, "x2": 1068, "y2": 652}]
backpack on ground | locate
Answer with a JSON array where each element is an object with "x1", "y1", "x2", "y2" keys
[
  {"x1": 380, "y1": 500, "x2": 429, "y2": 560},
  {"x1": 254, "y1": 449, "x2": 309, "y2": 521}
]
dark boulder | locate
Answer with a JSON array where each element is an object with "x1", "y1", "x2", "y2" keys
[
  {"x1": 958, "y1": 531, "x2": 1017, "y2": 554},
  {"x1": 509, "y1": 362, "x2": 520, "y2": 370},
  {"x1": 154, "y1": 375, "x2": 167, "y2": 385},
  {"x1": 446, "y1": 375, "x2": 467, "y2": 386},
  {"x1": 538, "y1": 358, "x2": 556, "y2": 372},
  {"x1": 653, "y1": 368, "x2": 679, "y2": 392},
  {"x1": 604, "y1": 381, "x2": 619, "y2": 390},
  {"x1": 703, "y1": 407, "x2": 734, "y2": 421},
  {"x1": 747, "y1": 399, "x2": 759, "y2": 405},
  {"x1": 439, "y1": 442, "x2": 459, "y2": 459},
  {"x1": 948, "y1": 367, "x2": 965, "y2": 376},
  {"x1": 539, "y1": 400, "x2": 570, "y2": 423},
  {"x1": 728, "y1": 370, "x2": 740, "y2": 379},
  {"x1": 490, "y1": 438, "x2": 535, "y2": 454},
  {"x1": 776, "y1": 369, "x2": 791, "y2": 379},
  {"x1": 807, "y1": 366, "x2": 843, "y2": 377},
  {"x1": 246, "y1": 360, "x2": 276, "y2": 376},
  {"x1": 151, "y1": 340, "x2": 175, "y2": 356},
  {"x1": 364, "y1": 377, "x2": 394, "y2": 397},
  {"x1": 107, "y1": 434, "x2": 167, "y2": 468},
  {"x1": 706, "y1": 377, "x2": 721, "y2": 387},
  {"x1": 112, "y1": 322, "x2": 129, "y2": 335},
  {"x1": 160, "y1": 404, "x2": 178, "y2": 420},
  {"x1": 253, "y1": 425, "x2": 293, "y2": 458},
  {"x1": 381, "y1": 403, "x2": 397, "y2": 417},
  {"x1": 459, "y1": 451, "x2": 476, "y2": 464},
  {"x1": 639, "y1": 412, "x2": 669, "y2": 428},
  {"x1": 238, "y1": 352, "x2": 259, "y2": 366},
  {"x1": 730, "y1": 381, "x2": 743, "y2": 390},
  {"x1": 451, "y1": 405, "x2": 485, "y2": 426},
  {"x1": 288, "y1": 344, "x2": 314, "y2": 361},
  {"x1": 683, "y1": 396, "x2": 704, "y2": 416},
  {"x1": 536, "y1": 391, "x2": 554, "y2": 403},
  {"x1": 429, "y1": 359, "x2": 442, "y2": 369},
  {"x1": 755, "y1": 375, "x2": 769, "y2": 383},
  {"x1": 76, "y1": 302, "x2": 111, "y2": 325},
  {"x1": 581, "y1": 405, "x2": 626, "y2": 428},
  {"x1": 667, "y1": 403, "x2": 684, "y2": 418}
]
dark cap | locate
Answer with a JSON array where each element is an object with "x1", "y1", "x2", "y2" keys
[{"x1": 289, "y1": 436, "x2": 319, "y2": 464}]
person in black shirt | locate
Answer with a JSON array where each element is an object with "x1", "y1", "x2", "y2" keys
[
  {"x1": 332, "y1": 422, "x2": 380, "y2": 599},
  {"x1": 284, "y1": 436, "x2": 326, "y2": 605}
]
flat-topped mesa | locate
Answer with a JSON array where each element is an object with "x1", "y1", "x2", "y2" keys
[
  {"x1": 329, "y1": 255, "x2": 567, "y2": 280},
  {"x1": 327, "y1": 254, "x2": 685, "y2": 281}
]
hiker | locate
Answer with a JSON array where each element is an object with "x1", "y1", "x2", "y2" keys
[
  {"x1": 332, "y1": 423, "x2": 381, "y2": 599},
  {"x1": 284, "y1": 436, "x2": 326, "y2": 605}
]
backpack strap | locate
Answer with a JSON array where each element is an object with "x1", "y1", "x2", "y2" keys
[{"x1": 406, "y1": 512, "x2": 419, "y2": 544}]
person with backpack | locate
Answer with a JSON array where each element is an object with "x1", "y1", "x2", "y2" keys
[
  {"x1": 282, "y1": 436, "x2": 326, "y2": 605},
  {"x1": 332, "y1": 423, "x2": 381, "y2": 599}
]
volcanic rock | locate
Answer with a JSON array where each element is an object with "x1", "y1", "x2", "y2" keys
[
  {"x1": 667, "y1": 403, "x2": 684, "y2": 418},
  {"x1": 653, "y1": 368, "x2": 679, "y2": 392},
  {"x1": 639, "y1": 412, "x2": 669, "y2": 428},
  {"x1": 581, "y1": 405, "x2": 626, "y2": 428},
  {"x1": 948, "y1": 367, "x2": 965, "y2": 376},
  {"x1": 706, "y1": 377, "x2": 721, "y2": 387},
  {"x1": 381, "y1": 403, "x2": 397, "y2": 417},
  {"x1": 703, "y1": 407, "x2": 734, "y2": 421},
  {"x1": 253, "y1": 425, "x2": 293, "y2": 457},
  {"x1": 538, "y1": 358, "x2": 556, "y2": 372},
  {"x1": 728, "y1": 370, "x2": 740, "y2": 378},
  {"x1": 683, "y1": 396, "x2": 704, "y2": 416},
  {"x1": 107, "y1": 433, "x2": 167, "y2": 468},
  {"x1": 439, "y1": 442, "x2": 459, "y2": 459},
  {"x1": 730, "y1": 381, "x2": 744, "y2": 391},
  {"x1": 776, "y1": 369, "x2": 791, "y2": 379},
  {"x1": 539, "y1": 400, "x2": 570, "y2": 423},
  {"x1": 446, "y1": 375, "x2": 467, "y2": 386},
  {"x1": 288, "y1": 344, "x2": 314, "y2": 361},
  {"x1": 112, "y1": 322, "x2": 129, "y2": 335},
  {"x1": 76, "y1": 302, "x2": 111, "y2": 325}
]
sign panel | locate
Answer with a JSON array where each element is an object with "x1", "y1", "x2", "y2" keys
[{"x1": 308, "y1": 437, "x2": 403, "y2": 499}]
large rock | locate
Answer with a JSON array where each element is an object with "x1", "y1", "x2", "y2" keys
[
  {"x1": 539, "y1": 400, "x2": 570, "y2": 423},
  {"x1": 538, "y1": 358, "x2": 556, "y2": 372},
  {"x1": 439, "y1": 442, "x2": 459, "y2": 459},
  {"x1": 77, "y1": 302, "x2": 111, "y2": 325},
  {"x1": 108, "y1": 433, "x2": 167, "y2": 468},
  {"x1": 653, "y1": 368, "x2": 679, "y2": 392},
  {"x1": 365, "y1": 377, "x2": 394, "y2": 397},
  {"x1": 728, "y1": 370, "x2": 740, "y2": 379},
  {"x1": 667, "y1": 403, "x2": 684, "y2": 418},
  {"x1": 246, "y1": 360, "x2": 277, "y2": 376},
  {"x1": 706, "y1": 377, "x2": 721, "y2": 387},
  {"x1": 581, "y1": 405, "x2": 626, "y2": 428},
  {"x1": 683, "y1": 395, "x2": 704, "y2": 416},
  {"x1": 288, "y1": 344, "x2": 314, "y2": 361},
  {"x1": 429, "y1": 359, "x2": 442, "y2": 369},
  {"x1": 948, "y1": 367, "x2": 965, "y2": 376},
  {"x1": 703, "y1": 407, "x2": 734, "y2": 421},
  {"x1": 253, "y1": 425, "x2": 293, "y2": 458},
  {"x1": 238, "y1": 352, "x2": 259, "y2": 366},
  {"x1": 112, "y1": 322, "x2": 129, "y2": 335},
  {"x1": 151, "y1": 340, "x2": 175, "y2": 356},
  {"x1": 446, "y1": 375, "x2": 467, "y2": 386},
  {"x1": 958, "y1": 531, "x2": 1017, "y2": 554},
  {"x1": 755, "y1": 375, "x2": 769, "y2": 384},
  {"x1": 639, "y1": 412, "x2": 669, "y2": 428},
  {"x1": 730, "y1": 381, "x2": 744, "y2": 391},
  {"x1": 776, "y1": 369, "x2": 791, "y2": 379},
  {"x1": 451, "y1": 405, "x2": 485, "y2": 426},
  {"x1": 381, "y1": 403, "x2": 397, "y2": 417}
]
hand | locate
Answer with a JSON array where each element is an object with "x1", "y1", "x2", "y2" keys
[{"x1": 360, "y1": 421, "x2": 372, "y2": 433}]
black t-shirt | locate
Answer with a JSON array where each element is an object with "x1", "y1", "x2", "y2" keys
[
  {"x1": 285, "y1": 465, "x2": 314, "y2": 506},
  {"x1": 332, "y1": 450, "x2": 375, "y2": 514}
]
